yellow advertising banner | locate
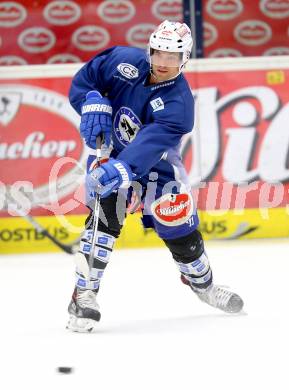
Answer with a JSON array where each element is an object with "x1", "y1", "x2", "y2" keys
[{"x1": 1, "y1": 208, "x2": 288, "y2": 254}]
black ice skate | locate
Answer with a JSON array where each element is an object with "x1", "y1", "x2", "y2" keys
[
  {"x1": 66, "y1": 287, "x2": 101, "y2": 333},
  {"x1": 181, "y1": 275, "x2": 244, "y2": 313}
]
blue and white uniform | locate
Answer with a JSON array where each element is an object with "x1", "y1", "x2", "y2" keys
[
  {"x1": 66, "y1": 23, "x2": 243, "y2": 335},
  {"x1": 69, "y1": 46, "x2": 198, "y2": 240}
]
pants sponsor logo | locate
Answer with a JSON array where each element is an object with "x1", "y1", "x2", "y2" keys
[{"x1": 151, "y1": 193, "x2": 194, "y2": 226}]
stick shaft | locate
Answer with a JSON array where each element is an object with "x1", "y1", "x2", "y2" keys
[
  {"x1": 18, "y1": 213, "x2": 78, "y2": 254},
  {"x1": 87, "y1": 138, "x2": 102, "y2": 281}
]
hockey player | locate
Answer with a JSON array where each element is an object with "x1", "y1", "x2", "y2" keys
[{"x1": 67, "y1": 20, "x2": 244, "y2": 332}]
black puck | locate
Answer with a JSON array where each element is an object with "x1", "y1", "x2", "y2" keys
[{"x1": 57, "y1": 366, "x2": 73, "y2": 374}]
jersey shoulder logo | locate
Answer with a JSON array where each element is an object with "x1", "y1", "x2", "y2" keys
[
  {"x1": 150, "y1": 97, "x2": 164, "y2": 112},
  {"x1": 113, "y1": 107, "x2": 142, "y2": 146},
  {"x1": 117, "y1": 63, "x2": 139, "y2": 79}
]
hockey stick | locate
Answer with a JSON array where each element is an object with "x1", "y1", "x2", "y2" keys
[
  {"x1": 6, "y1": 191, "x2": 80, "y2": 255},
  {"x1": 73, "y1": 139, "x2": 106, "y2": 280},
  {"x1": 87, "y1": 141, "x2": 102, "y2": 283},
  {"x1": 22, "y1": 213, "x2": 80, "y2": 254},
  {"x1": 12, "y1": 210, "x2": 80, "y2": 255}
]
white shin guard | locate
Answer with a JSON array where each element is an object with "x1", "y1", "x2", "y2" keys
[
  {"x1": 74, "y1": 229, "x2": 115, "y2": 290},
  {"x1": 175, "y1": 251, "x2": 212, "y2": 288}
]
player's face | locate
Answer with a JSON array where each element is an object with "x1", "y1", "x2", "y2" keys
[{"x1": 150, "y1": 50, "x2": 181, "y2": 82}]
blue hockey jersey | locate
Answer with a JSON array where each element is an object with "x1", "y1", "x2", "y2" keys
[{"x1": 69, "y1": 46, "x2": 194, "y2": 178}]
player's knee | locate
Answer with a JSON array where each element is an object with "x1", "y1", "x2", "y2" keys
[
  {"x1": 85, "y1": 213, "x2": 122, "y2": 238},
  {"x1": 98, "y1": 219, "x2": 122, "y2": 238},
  {"x1": 163, "y1": 229, "x2": 204, "y2": 263},
  {"x1": 85, "y1": 193, "x2": 126, "y2": 238}
]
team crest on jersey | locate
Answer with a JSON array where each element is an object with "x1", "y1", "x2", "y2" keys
[
  {"x1": 117, "y1": 63, "x2": 139, "y2": 79},
  {"x1": 113, "y1": 107, "x2": 142, "y2": 146}
]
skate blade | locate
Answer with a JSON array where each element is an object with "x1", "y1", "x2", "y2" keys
[{"x1": 66, "y1": 315, "x2": 98, "y2": 333}]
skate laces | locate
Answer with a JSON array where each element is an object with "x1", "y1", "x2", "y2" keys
[
  {"x1": 197, "y1": 284, "x2": 234, "y2": 308},
  {"x1": 208, "y1": 285, "x2": 233, "y2": 308},
  {"x1": 77, "y1": 289, "x2": 99, "y2": 310},
  {"x1": 192, "y1": 282, "x2": 243, "y2": 313}
]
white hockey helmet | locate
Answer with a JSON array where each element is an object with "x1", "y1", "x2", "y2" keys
[{"x1": 149, "y1": 20, "x2": 193, "y2": 69}]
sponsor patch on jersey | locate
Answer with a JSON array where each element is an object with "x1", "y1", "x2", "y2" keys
[
  {"x1": 117, "y1": 63, "x2": 139, "y2": 79},
  {"x1": 113, "y1": 107, "x2": 141, "y2": 146},
  {"x1": 151, "y1": 193, "x2": 195, "y2": 227},
  {"x1": 150, "y1": 97, "x2": 164, "y2": 112}
]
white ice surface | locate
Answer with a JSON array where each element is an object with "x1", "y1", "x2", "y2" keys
[{"x1": 0, "y1": 238, "x2": 289, "y2": 390}]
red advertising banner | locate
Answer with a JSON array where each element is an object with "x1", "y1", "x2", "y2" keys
[
  {"x1": 184, "y1": 64, "x2": 289, "y2": 210},
  {"x1": 0, "y1": 75, "x2": 87, "y2": 217},
  {"x1": 0, "y1": 0, "x2": 183, "y2": 65},
  {"x1": 0, "y1": 0, "x2": 288, "y2": 65},
  {"x1": 1, "y1": 61, "x2": 289, "y2": 214},
  {"x1": 203, "y1": 0, "x2": 289, "y2": 57},
  {"x1": 0, "y1": 57, "x2": 288, "y2": 253}
]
